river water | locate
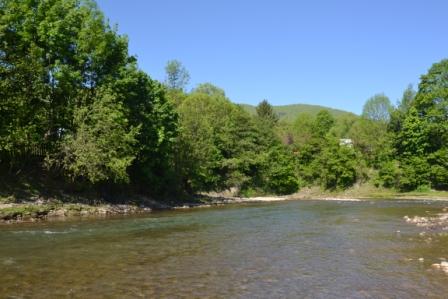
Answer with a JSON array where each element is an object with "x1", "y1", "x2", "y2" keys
[{"x1": 1, "y1": 199, "x2": 448, "y2": 298}]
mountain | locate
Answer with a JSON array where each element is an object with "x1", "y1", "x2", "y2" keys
[{"x1": 239, "y1": 103, "x2": 356, "y2": 122}]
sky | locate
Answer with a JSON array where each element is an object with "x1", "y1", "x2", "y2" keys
[{"x1": 96, "y1": 0, "x2": 448, "y2": 114}]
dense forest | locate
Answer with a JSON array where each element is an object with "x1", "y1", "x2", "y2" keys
[{"x1": 1, "y1": 0, "x2": 447, "y2": 200}]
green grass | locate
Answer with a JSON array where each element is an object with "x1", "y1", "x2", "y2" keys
[{"x1": 239, "y1": 103, "x2": 356, "y2": 122}]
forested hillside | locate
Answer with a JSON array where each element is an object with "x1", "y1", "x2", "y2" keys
[
  {"x1": 1, "y1": 0, "x2": 447, "y2": 202},
  {"x1": 240, "y1": 103, "x2": 355, "y2": 122}
]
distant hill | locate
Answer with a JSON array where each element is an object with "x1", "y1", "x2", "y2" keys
[{"x1": 239, "y1": 103, "x2": 356, "y2": 122}]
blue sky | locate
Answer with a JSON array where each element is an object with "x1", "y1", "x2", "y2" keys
[{"x1": 96, "y1": 0, "x2": 448, "y2": 114}]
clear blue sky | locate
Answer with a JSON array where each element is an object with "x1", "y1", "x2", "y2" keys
[{"x1": 96, "y1": 0, "x2": 448, "y2": 114}]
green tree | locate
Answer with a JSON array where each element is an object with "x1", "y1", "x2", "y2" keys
[
  {"x1": 313, "y1": 110, "x2": 335, "y2": 137},
  {"x1": 261, "y1": 145, "x2": 298, "y2": 194},
  {"x1": 164, "y1": 60, "x2": 190, "y2": 91},
  {"x1": 292, "y1": 113, "x2": 314, "y2": 145},
  {"x1": 256, "y1": 99, "x2": 279, "y2": 125},
  {"x1": 389, "y1": 59, "x2": 448, "y2": 191},
  {"x1": 59, "y1": 88, "x2": 138, "y2": 184},
  {"x1": 398, "y1": 84, "x2": 416, "y2": 113},
  {"x1": 0, "y1": 0, "x2": 128, "y2": 153},
  {"x1": 389, "y1": 85, "x2": 416, "y2": 133},
  {"x1": 0, "y1": 0, "x2": 179, "y2": 195},
  {"x1": 192, "y1": 83, "x2": 226, "y2": 97},
  {"x1": 362, "y1": 94, "x2": 393, "y2": 123},
  {"x1": 348, "y1": 118, "x2": 392, "y2": 168},
  {"x1": 175, "y1": 91, "x2": 297, "y2": 195},
  {"x1": 112, "y1": 65, "x2": 179, "y2": 193},
  {"x1": 318, "y1": 139, "x2": 359, "y2": 190}
]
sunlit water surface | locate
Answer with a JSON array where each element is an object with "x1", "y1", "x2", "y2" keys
[{"x1": 1, "y1": 200, "x2": 448, "y2": 298}]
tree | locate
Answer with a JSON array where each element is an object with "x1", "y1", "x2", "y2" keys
[
  {"x1": 0, "y1": 0, "x2": 128, "y2": 158},
  {"x1": 261, "y1": 145, "x2": 298, "y2": 194},
  {"x1": 192, "y1": 83, "x2": 226, "y2": 97},
  {"x1": 175, "y1": 91, "x2": 297, "y2": 195},
  {"x1": 388, "y1": 59, "x2": 448, "y2": 191},
  {"x1": 398, "y1": 84, "x2": 416, "y2": 113},
  {"x1": 59, "y1": 88, "x2": 139, "y2": 184},
  {"x1": 348, "y1": 118, "x2": 392, "y2": 168},
  {"x1": 256, "y1": 99, "x2": 279, "y2": 124},
  {"x1": 313, "y1": 110, "x2": 335, "y2": 137},
  {"x1": 0, "y1": 0, "x2": 179, "y2": 195},
  {"x1": 164, "y1": 60, "x2": 190, "y2": 91},
  {"x1": 362, "y1": 94, "x2": 393, "y2": 123},
  {"x1": 176, "y1": 92, "x2": 254, "y2": 192},
  {"x1": 112, "y1": 65, "x2": 179, "y2": 193},
  {"x1": 389, "y1": 85, "x2": 417, "y2": 133},
  {"x1": 417, "y1": 59, "x2": 448, "y2": 96},
  {"x1": 292, "y1": 113, "x2": 314, "y2": 145},
  {"x1": 395, "y1": 107, "x2": 430, "y2": 157},
  {"x1": 318, "y1": 141, "x2": 359, "y2": 190}
]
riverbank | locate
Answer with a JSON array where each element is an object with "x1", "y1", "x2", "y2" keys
[{"x1": 2, "y1": 184, "x2": 448, "y2": 224}]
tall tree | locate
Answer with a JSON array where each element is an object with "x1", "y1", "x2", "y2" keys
[
  {"x1": 164, "y1": 60, "x2": 190, "y2": 91},
  {"x1": 398, "y1": 84, "x2": 416, "y2": 113},
  {"x1": 256, "y1": 99, "x2": 279, "y2": 124},
  {"x1": 313, "y1": 110, "x2": 335, "y2": 137},
  {"x1": 389, "y1": 85, "x2": 417, "y2": 133},
  {"x1": 362, "y1": 94, "x2": 393, "y2": 123},
  {"x1": 0, "y1": 0, "x2": 178, "y2": 193}
]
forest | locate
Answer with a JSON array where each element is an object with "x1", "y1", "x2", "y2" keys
[{"x1": 1, "y1": 0, "x2": 448, "y2": 200}]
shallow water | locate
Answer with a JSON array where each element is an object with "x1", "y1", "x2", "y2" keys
[{"x1": 1, "y1": 200, "x2": 448, "y2": 298}]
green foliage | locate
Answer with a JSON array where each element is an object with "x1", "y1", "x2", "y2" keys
[
  {"x1": 112, "y1": 65, "x2": 178, "y2": 193},
  {"x1": 395, "y1": 107, "x2": 430, "y2": 157},
  {"x1": 417, "y1": 59, "x2": 448, "y2": 96},
  {"x1": 290, "y1": 113, "x2": 314, "y2": 145},
  {"x1": 348, "y1": 118, "x2": 392, "y2": 168},
  {"x1": 313, "y1": 110, "x2": 335, "y2": 137},
  {"x1": 260, "y1": 146, "x2": 299, "y2": 194},
  {"x1": 0, "y1": 0, "x2": 178, "y2": 195},
  {"x1": 375, "y1": 160, "x2": 400, "y2": 188},
  {"x1": 256, "y1": 100, "x2": 279, "y2": 125},
  {"x1": 362, "y1": 94, "x2": 393, "y2": 123},
  {"x1": 428, "y1": 149, "x2": 448, "y2": 190},
  {"x1": 294, "y1": 118, "x2": 361, "y2": 190},
  {"x1": 240, "y1": 103, "x2": 355, "y2": 123},
  {"x1": 57, "y1": 89, "x2": 138, "y2": 184},
  {"x1": 2, "y1": 0, "x2": 448, "y2": 198},
  {"x1": 398, "y1": 84, "x2": 416, "y2": 113},
  {"x1": 175, "y1": 91, "x2": 298, "y2": 195},
  {"x1": 164, "y1": 60, "x2": 190, "y2": 91},
  {"x1": 192, "y1": 83, "x2": 226, "y2": 98},
  {"x1": 389, "y1": 85, "x2": 417, "y2": 134},
  {"x1": 379, "y1": 60, "x2": 448, "y2": 192},
  {"x1": 318, "y1": 140, "x2": 359, "y2": 190},
  {"x1": 396, "y1": 156, "x2": 430, "y2": 191},
  {"x1": 176, "y1": 92, "x2": 256, "y2": 191}
]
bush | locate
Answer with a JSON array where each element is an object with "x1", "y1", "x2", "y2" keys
[
  {"x1": 319, "y1": 142, "x2": 358, "y2": 190},
  {"x1": 261, "y1": 146, "x2": 299, "y2": 195},
  {"x1": 428, "y1": 149, "x2": 448, "y2": 190},
  {"x1": 375, "y1": 160, "x2": 400, "y2": 188},
  {"x1": 396, "y1": 157, "x2": 430, "y2": 191}
]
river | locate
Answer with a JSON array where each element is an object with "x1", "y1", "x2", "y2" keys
[{"x1": 1, "y1": 199, "x2": 448, "y2": 298}]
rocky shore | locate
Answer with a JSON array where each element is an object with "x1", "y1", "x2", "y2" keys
[
  {"x1": 3, "y1": 187, "x2": 448, "y2": 224},
  {"x1": 0, "y1": 192, "x2": 362, "y2": 224}
]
